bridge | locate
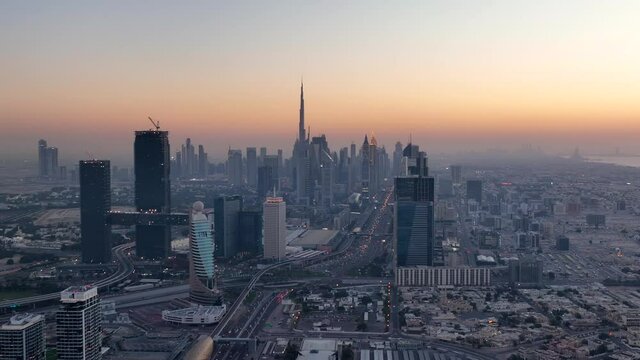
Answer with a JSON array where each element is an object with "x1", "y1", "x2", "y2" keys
[
  {"x1": 107, "y1": 211, "x2": 189, "y2": 226},
  {"x1": 0, "y1": 242, "x2": 135, "y2": 311}
]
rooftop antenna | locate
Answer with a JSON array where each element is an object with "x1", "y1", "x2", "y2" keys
[{"x1": 147, "y1": 116, "x2": 160, "y2": 130}]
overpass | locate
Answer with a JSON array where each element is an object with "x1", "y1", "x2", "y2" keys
[{"x1": 0, "y1": 242, "x2": 135, "y2": 311}]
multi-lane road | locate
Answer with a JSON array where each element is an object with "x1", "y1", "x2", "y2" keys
[{"x1": 0, "y1": 242, "x2": 135, "y2": 310}]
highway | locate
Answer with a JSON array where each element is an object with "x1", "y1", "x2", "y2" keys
[
  {"x1": 0, "y1": 242, "x2": 135, "y2": 310},
  {"x1": 210, "y1": 203, "x2": 381, "y2": 340}
]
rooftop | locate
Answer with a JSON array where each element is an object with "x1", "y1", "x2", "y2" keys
[
  {"x1": 60, "y1": 285, "x2": 98, "y2": 303},
  {"x1": 289, "y1": 229, "x2": 339, "y2": 247},
  {"x1": 1, "y1": 313, "x2": 44, "y2": 330}
]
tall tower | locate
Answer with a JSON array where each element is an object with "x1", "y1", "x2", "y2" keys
[
  {"x1": 37, "y1": 139, "x2": 47, "y2": 177},
  {"x1": 263, "y1": 196, "x2": 286, "y2": 260},
  {"x1": 246, "y1": 147, "x2": 258, "y2": 187},
  {"x1": 360, "y1": 135, "x2": 370, "y2": 194},
  {"x1": 394, "y1": 176, "x2": 435, "y2": 267},
  {"x1": 394, "y1": 143, "x2": 436, "y2": 268},
  {"x1": 226, "y1": 149, "x2": 244, "y2": 185},
  {"x1": 80, "y1": 160, "x2": 111, "y2": 264},
  {"x1": 214, "y1": 195, "x2": 243, "y2": 258},
  {"x1": 293, "y1": 81, "x2": 310, "y2": 203},
  {"x1": 134, "y1": 130, "x2": 171, "y2": 259},
  {"x1": 299, "y1": 81, "x2": 305, "y2": 142},
  {"x1": 189, "y1": 202, "x2": 219, "y2": 305},
  {"x1": 56, "y1": 286, "x2": 101, "y2": 360}
]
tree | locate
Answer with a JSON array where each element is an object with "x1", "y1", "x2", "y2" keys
[
  {"x1": 341, "y1": 346, "x2": 354, "y2": 360},
  {"x1": 356, "y1": 322, "x2": 368, "y2": 331},
  {"x1": 6, "y1": 258, "x2": 14, "y2": 265},
  {"x1": 284, "y1": 344, "x2": 301, "y2": 360}
]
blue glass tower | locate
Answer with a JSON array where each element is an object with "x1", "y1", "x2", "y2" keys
[{"x1": 189, "y1": 201, "x2": 219, "y2": 305}]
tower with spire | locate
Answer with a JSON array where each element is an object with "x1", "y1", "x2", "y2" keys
[
  {"x1": 292, "y1": 81, "x2": 311, "y2": 204},
  {"x1": 299, "y1": 81, "x2": 306, "y2": 143}
]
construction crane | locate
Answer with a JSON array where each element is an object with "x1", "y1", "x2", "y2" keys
[{"x1": 148, "y1": 116, "x2": 160, "y2": 130}]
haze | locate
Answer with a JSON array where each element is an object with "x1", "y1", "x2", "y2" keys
[{"x1": 2, "y1": 0, "x2": 640, "y2": 164}]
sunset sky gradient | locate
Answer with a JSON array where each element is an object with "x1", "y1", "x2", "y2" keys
[{"x1": 2, "y1": 1, "x2": 640, "y2": 164}]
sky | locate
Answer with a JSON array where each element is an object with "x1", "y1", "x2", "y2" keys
[{"x1": 2, "y1": 0, "x2": 640, "y2": 165}]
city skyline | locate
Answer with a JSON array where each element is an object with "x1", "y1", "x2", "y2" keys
[{"x1": 3, "y1": 1, "x2": 640, "y2": 162}]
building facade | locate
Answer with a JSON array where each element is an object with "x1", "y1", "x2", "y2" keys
[
  {"x1": 134, "y1": 130, "x2": 171, "y2": 259},
  {"x1": 0, "y1": 313, "x2": 45, "y2": 360},
  {"x1": 189, "y1": 202, "x2": 219, "y2": 305},
  {"x1": 214, "y1": 196, "x2": 243, "y2": 258},
  {"x1": 80, "y1": 160, "x2": 112, "y2": 264},
  {"x1": 56, "y1": 286, "x2": 101, "y2": 360},
  {"x1": 394, "y1": 176, "x2": 435, "y2": 267},
  {"x1": 263, "y1": 196, "x2": 286, "y2": 260}
]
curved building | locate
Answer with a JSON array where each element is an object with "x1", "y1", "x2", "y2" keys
[{"x1": 189, "y1": 201, "x2": 220, "y2": 305}]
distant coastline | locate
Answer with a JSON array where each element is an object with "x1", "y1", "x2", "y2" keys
[{"x1": 586, "y1": 155, "x2": 640, "y2": 168}]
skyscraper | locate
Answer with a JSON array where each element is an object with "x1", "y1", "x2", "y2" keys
[
  {"x1": 263, "y1": 196, "x2": 286, "y2": 260},
  {"x1": 134, "y1": 130, "x2": 171, "y2": 259},
  {"x1": 238, "y1": 210, "x2": 263, "y2": 256},
  {"x1": 214, "y1": 195, "x2": 243, "y2": 258},
  {"x1": 393, "y1": 141, "x2": 403, "y2": 176},
  {"x1": 394, "y1": 176, "x2": 435, "y2": 267},
  {"x1": 227, "y1": 149, "x2": 244, "y2": 186},
  {"x1": 466, "y1": 180, "x2": 483, "y2": 204},
  {"x1": 263, "y1": 155, "x2": 280, "y2": 190},
  {"x1": 292, "y1": 82, "x2": 311, "y2": 203},
  {"x1": 189, "y1": 202, "x2": 219, "y2": 305},
  {"x1": 45, "y1": 146, "x2": 59, "y2": 178},
  {"x1": 360, "y1": 135, "x2": 370, "y2": 194},
  {"x1": 38, "y1": 139, "x2": 47, "y2": 177},
  {"x1": 246, "y1": 147, "x2": 258, "y2": 187},
  {"x1": 259, "y1": 147, "x2": 267, "y2": 163},
  {"x1": 198, "y1": 144, "x2": 208, "y2": 178},
  {"x1": 0, "y1": 313, "x2": 45, "y2": 360},
  {"x1": 450, "y1": 165, "x2": 462, "y2": 185},
  {"x1": 56, "y1": 286, "x2": 101, "y2": 360},
  {"x1": 394, "y1": 143, "x2": 436, "y2": 268},
  {"x1": 369, "y1": 135, "x2": 379, "y2": 193},
  {"x1": 80, "y1": 160, "x2": 112, "y2": 264},
  {"x1": 257, "y1": 166, "x2": 274, "y2": 197}
]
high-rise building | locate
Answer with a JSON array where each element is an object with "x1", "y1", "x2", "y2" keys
[
  {"x1": 257, "y1": 165, "x2": 274, "y2": 197},
  {"x1": 259, "y1": 147, "x2": 267, "y2": 164},
  {"x1": 188, "y1": 202, "x2": 219, "y2": 305},
  {"x1": 263, "y1": 155, "x2": 280, "y2": 190},
  {"x1": 238, "y1": 210, "x2": 263, "y2": 256},
  {"x1": 80, "y1": 160, "x2": 111, "y2": 264},
  {"x1": 0, "y1": 313, "x2": 45, "y2": 360},
  {"x1": 214, "y1": 196, "x2": 243, "y2": 258},
  {"x1": 37, "y1": 139, "x2": 61, "y2": 178},
  {"x1": 392, "y1": 141, "x2": 403, "y2": 176},
  {"x1": 263, "y1": 196, "x2": 286, "y2": 260},
  {"x1": 134, "y1": 130, "x2": 171, "y2": 259},
  {"x1": 402, "y1": 143, "x2": 427, "y2": 176},
  {"x1": 394, "y1": 176, "x2": 435, "y2": 267},
  {"x1": 56, "y1": 286, "x2": 101, "y2": 360},
  {"x1": 466, "y1": 180, "x2": 483, "y2": 204},
  {"x1": 246, "y1": 147, "x2": 258, "y2": 187},
  {"x1": 360, "y1": 135, "x2": 370, "y2": 193},
  {"x1": 369, "y1": 135, "x2": 380, "y2": 193},
  {"x1": 277, "y1": 149, "x2": 283, "y2": 174},
  {"x1": 38, "y1": 139, "x2": 47, "y2": 177},
  {"x1": 227, "y1": 149, "x2": 243, "y2": 186},
  {"x1": 198, "y1": 144, "x2": 208, "y2": 178},
  {"x1": 292, "y1": 82, "x2": 311, "y2": 203},
  {"x1": 450, "y1": 165, "x2": 462, "y2": 184}
]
